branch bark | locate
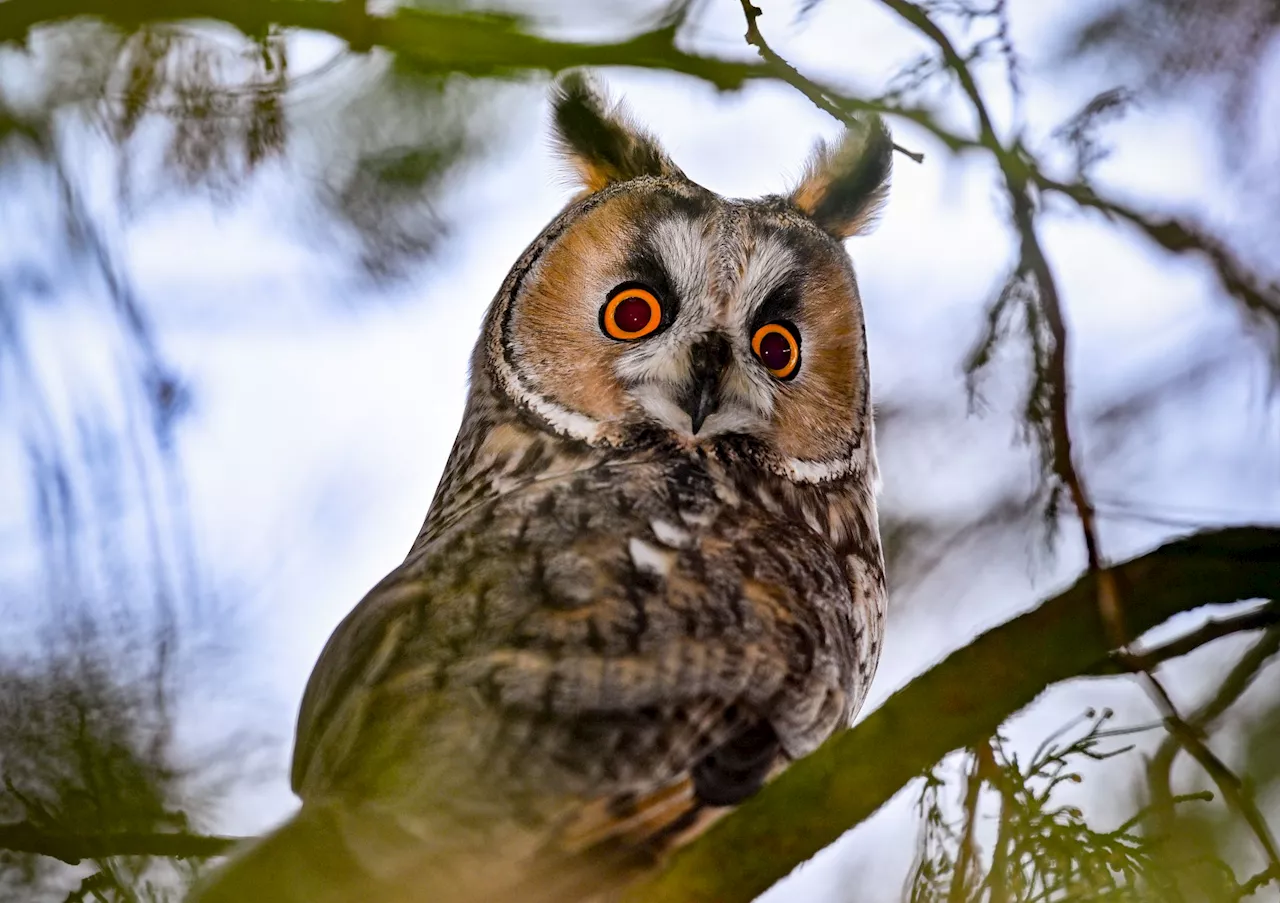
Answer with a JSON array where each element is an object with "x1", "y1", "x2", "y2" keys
[
  {"x1": 1123, "y1": 601, "x2": 1280, "y2": 673},
  {"x1": 0, "y1": 0, "x2": 756, "y2": 88},
  {"x1": 626, "y1": 526, "x2": 1280, "y2": 903},
  {"x1": 0, "y1": 821, "x2": 242, "y2": 864}
]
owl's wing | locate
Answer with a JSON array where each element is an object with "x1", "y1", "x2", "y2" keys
[{"x1": 286, "y1": 460, "x2": 870, "y2": 896}]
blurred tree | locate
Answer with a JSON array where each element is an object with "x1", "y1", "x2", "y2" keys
[{"x1": 0, "y1": 1, "x2": 1277, "y2": 901}]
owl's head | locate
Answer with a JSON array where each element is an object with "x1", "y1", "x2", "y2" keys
[{"x1": 480, "y1": 74, "x2": 891, "y2": 483}]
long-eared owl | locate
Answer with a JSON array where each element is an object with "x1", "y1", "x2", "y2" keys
[{"x1": 191, "y1": 73, "x2": 891, "y2": 903}]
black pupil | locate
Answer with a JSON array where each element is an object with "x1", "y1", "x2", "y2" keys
[
  {"x1": 615, "y1": 296, "x2": 653, "y2": 333},
  {"x1": 759, "y1": 330, "x2": 793, "y2": 370}
]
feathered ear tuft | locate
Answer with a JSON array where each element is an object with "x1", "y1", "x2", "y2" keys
[
  {"x1": 790, "y1": 116, "x2": 893, "y2": 239},
  {"x1": 551, "y1": 72, "x2": 683, "y2": 194}
]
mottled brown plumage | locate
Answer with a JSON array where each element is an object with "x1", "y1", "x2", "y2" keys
[{"x1": 190, "y1": 73, "x2": 891, "y2": 903}]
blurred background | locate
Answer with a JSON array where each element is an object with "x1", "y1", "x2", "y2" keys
[{"x1": 1, "y1": 0, "x2": 1278, "y2": 900}]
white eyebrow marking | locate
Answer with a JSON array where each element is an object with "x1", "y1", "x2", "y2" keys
[
  {"x1": 651, "y1": 217, "x2": 712, "y2": 303},
  {"x1": 739, "y1": 235, "x2": 796, "y2": 318}
]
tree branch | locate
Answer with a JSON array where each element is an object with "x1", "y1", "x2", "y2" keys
[
  {"x1": 1239, "y1": 864, "x2": 1279, "y2": 899},
  {"x1": 1147, "y1": 625, "x2": 1280, "y2": 861},
  {"x1": 0, "y1": 821, "x2": 243, "y2": 864},
  {"x1": 14, "y1": 0, "x2": 1273, "y2": 369},
  {"x1": 1035, "y1": 176, "x2": 1280, "y2": 360},
  {"x1": 627, "y1": 526, "x2": 1280, "y2": 903},
  {"x1": 737, "y1": 0, "x2": 923, "y2": 162},
  {"x1": 0, "y1": 0, "x2": 764, "y2": 88},
  {"x1": 873, "y1": 0, "x2": 1000, "y2": 152},
  {"x1": 1116, "y1": 601, "x2": 1280, "y2": 673},
  {"x1": 1163, "y1": 704, "x2": 1280, "y2": 871}
]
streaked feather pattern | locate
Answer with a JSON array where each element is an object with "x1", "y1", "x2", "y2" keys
[{"x1": 189, "y1": 73, "x2": 889, "y2": 903}]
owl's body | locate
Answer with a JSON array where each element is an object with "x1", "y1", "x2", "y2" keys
[{"x1": 192, "y1": 77, "x2": 890, "y2": 903}]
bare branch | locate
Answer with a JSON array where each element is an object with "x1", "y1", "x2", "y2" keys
[
  {"x1": 1117, "y1": 602, "x2": 1280, "y2": 673},
  {"x1": 870, "y1": 3, "x2": 1117, "y2": 634},
  {"x1": 1163, "y1": 706, "x2": 1280, "y2": 870},
  {"x1": 873, "y1": 0, "x2": 1000, "y2": 151},
  {"x1": 863, "y1": 11, "x2": 1280, "y2": 878},
  {"x1": 1147, "y1": 626, "x2": 1280, "y2": 868},
  {"x1": 1036, "y1": 176, "x2": 1280, "y2": 362},
  {"x1": 1239, "y1": 864, "x2": 1279, "y2": 899},
  {"x1": 737, "y1": 1, "x2": 924, "y2": 162}
]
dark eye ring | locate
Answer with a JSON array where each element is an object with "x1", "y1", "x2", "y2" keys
[
  {"x1": 751, "y1": 321, "x2": 801, "y2": 380},
  {"x1": 600, "y1": 283, "x2": 663, "y2": 341}
]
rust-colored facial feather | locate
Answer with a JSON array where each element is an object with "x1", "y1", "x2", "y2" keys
[
  {"x1": 507, "y1": 192, "x2": 652, "y2": 423},
  {"x1": 488, "y1": 73, "x2": 888, "y2": 474},
  {"x1": 766, "y1": 245, "x2": 866, "y2": 463},
  {"x1": 503, "y1": 183, "x2": 871, "y2": 467}
]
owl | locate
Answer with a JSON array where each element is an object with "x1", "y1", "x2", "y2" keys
[{"x1": 191, "y1": 74, "x2": 890, "y2": 903}]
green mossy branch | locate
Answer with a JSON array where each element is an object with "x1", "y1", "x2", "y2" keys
[
  {"x1": 0, "y1": 0, "x2": 759, "y2": 87},
  {"x1": 627, "y1": 526, "x2": 1280, "y2": 903}
]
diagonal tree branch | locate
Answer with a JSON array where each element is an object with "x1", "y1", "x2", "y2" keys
[
  {"x1": 1115, "y1": 601, "x2": 1280, "y2": 673},
  {"x1": 627, "y1": 526, "x2": 1280, "y2": 903},
  {"x1": 1147, "y1": 625, "x2": 1280, "y2": 851}
]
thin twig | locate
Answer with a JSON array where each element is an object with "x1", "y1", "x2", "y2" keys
[
  {"x1": 873, "y1": 0, "x2": 1000, "y2": 150},
  {"x1": 1113, "y1": 790, "x2": 1214, "y2": 835},
  {"x1": 985, "y1": 737, "x2": 1011, "y2": 903},
  {"x1": 1119, "y1": 602, "x2": 1280, "y2": 673},
  {"x1": 1147, "y1": 627, "x2": 1280, "y2": 854},
  {"x1": 948, "y1": 746, "x2": 986, "y2": 902},
  {"x1": 1162, "y1": 709, "x2": 1280, "y2": 868},
  {"x1": 737, "y1": 0, "x2": 924, "y2": 162},
  {"x1": 1239, "y1": 864, "x2": 1279, "y2": 898},
  {"x1": 1036, "y1": 175, "x2": 1280, "y2": 358}
]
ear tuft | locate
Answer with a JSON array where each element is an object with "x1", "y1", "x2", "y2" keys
[
  {"x1": 790, "y1": 116, "x2": 893, "y2": 239},
  {"x1": 551, "y1": 72, "x2": 683, "y2": 194}
]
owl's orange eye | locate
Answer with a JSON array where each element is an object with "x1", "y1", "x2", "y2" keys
[
  {"x1": 751, "y1": 322, "x2": 801, "y2": 380},
  {"x1": 601, "y1": 284, "x2": 663, "y2": 341}
]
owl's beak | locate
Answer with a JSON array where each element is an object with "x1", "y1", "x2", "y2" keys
[{"x1": 679, "y1": 333, "x2": 731, "y2": 435}]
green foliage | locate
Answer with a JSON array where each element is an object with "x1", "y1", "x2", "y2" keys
[
  {"x1": 0, "y1": 611, "x2": 203, "y2": 901},
  {"x1": 905, "y1": 711, "x2": 1241, "y2": 902}
]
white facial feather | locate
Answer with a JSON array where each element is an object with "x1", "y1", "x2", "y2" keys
[
  {"x1": 651, "y1": 217, "x2": 711, "y2": 303},
  {"x1": 497, "y1": 189, "x2": 870, "y2": 476},
  {"x1": 612, "y1": 214, "x2": 789, "y2": 439},
  {"x1": 737, "y1": 236, "x2": 795, "y2": 319},
  {"x1": 612, "y1": 217, "x2": 711, "y2": 389}
]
